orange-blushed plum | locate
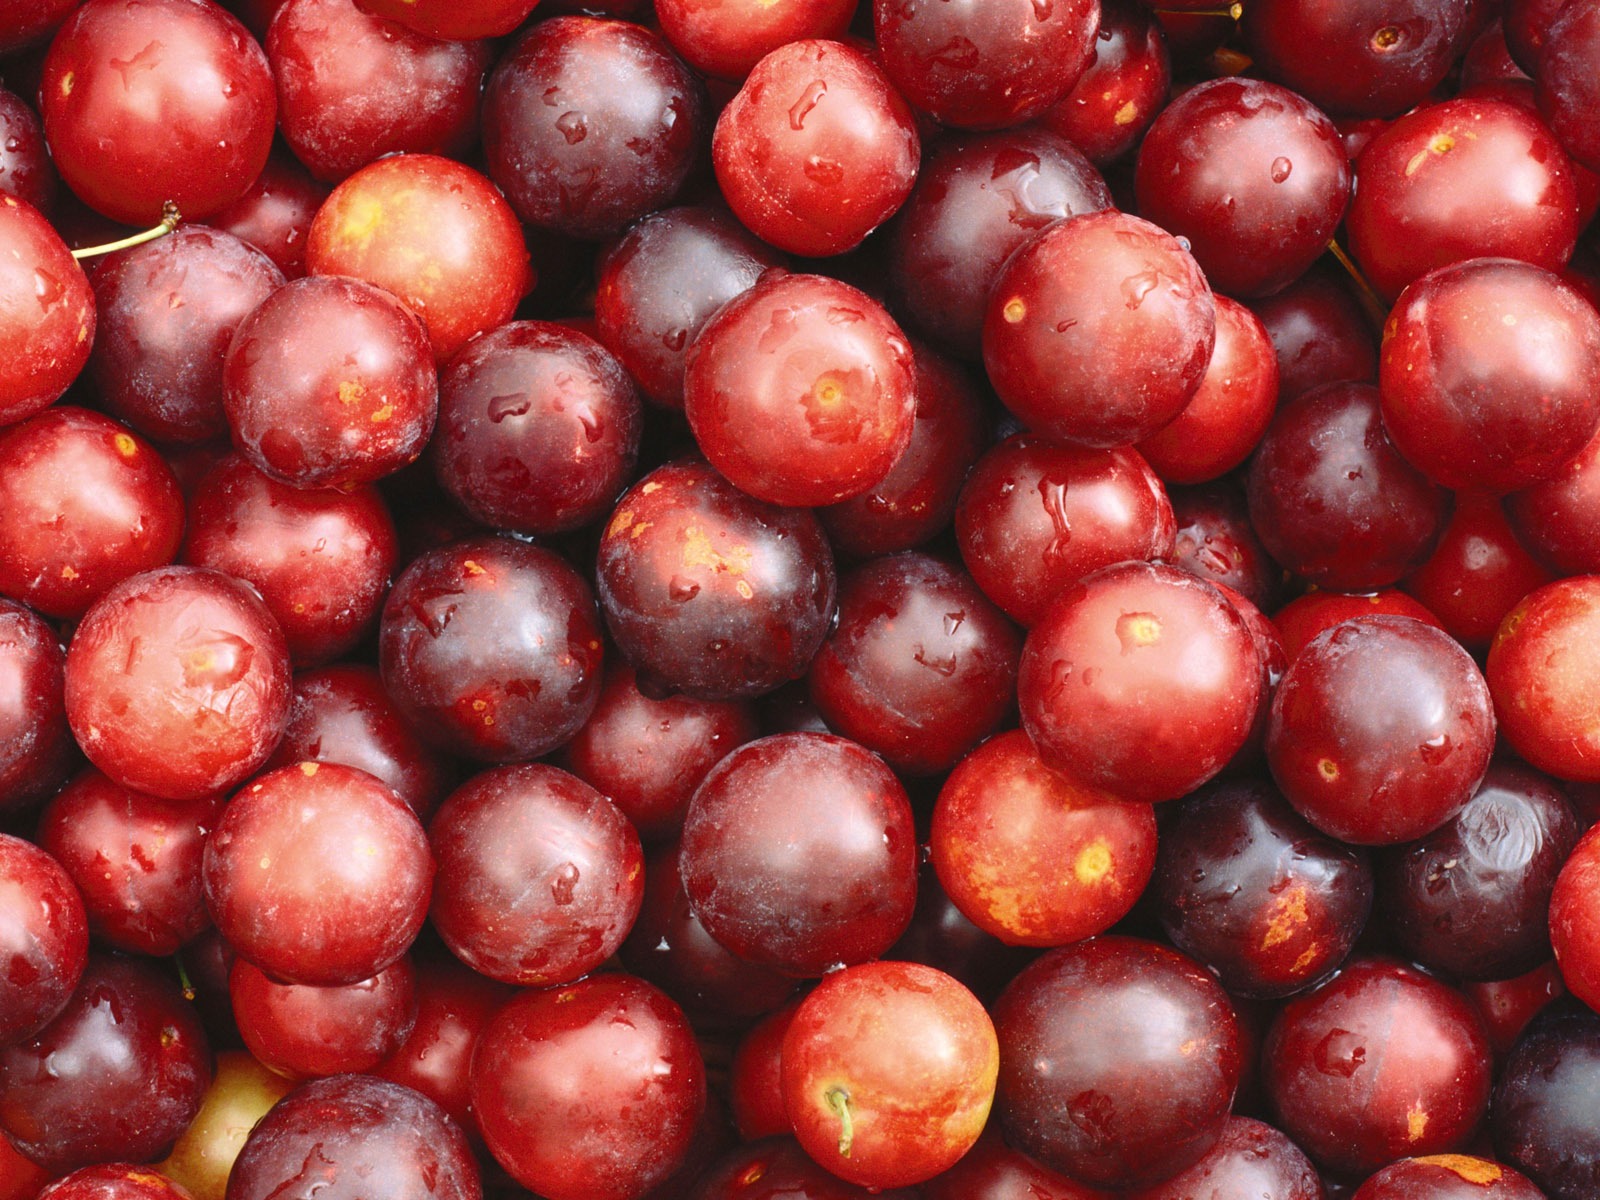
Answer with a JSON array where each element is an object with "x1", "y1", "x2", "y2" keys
[
  {"x1": 955, "y1": 436, "x2": 1176, "y2": 628},
  {"x1": 0, "y1": 407, "x2": 185, "y2": 620},
  {"x1": 1136, "y1": 297, "x2": 1280, "y2": 486},
  {"x1": 1018, "y1": 561, "x2": 1263, "y2": 805},
  {"x1": 1550, "y1": 824, "x2": 1600, "y2": 1012},
  {"x1": 156, "y1": 1051, "x2": 294, "y2": 1200},
  {"x1": 64, "y1": 566, "x2": 292, "y2": 802},
  {"x1": 780, "y1": 962, "x2": 998, "y2": 1189},
  {"x1": 994, "y1": 937, "x2": 1242, "y2": 1190},
  {"x1": 470, "y1": 974, "x2": 704, "y2": 1200},
  {"x1": 982, "y1": 211, "x2": 1215, "y2": 449},
  {"x1": 223, "y1": 275, "x2": 438, "y2": 490},
  {"x1": 1351, "y1": 1155, "x2": 1546, "y2": 1199},
  {"x1": 712, "y1": 40, "x2": 919, "y2": 258},
  {"x1": 684, "y1": 272, "x2": 916, "y2": 508},
  {"x1": 201, "y1": 762, "x2": 433, "y2": 986},
  {"x1": 931, "y1": 730, "x2": 1156, "y2": 948},
  {"x1": 355, "y1": 0, "x2": 541, "y2": 39},
  {"x1": 40, "y1": 0, "x2": 276, "y2": 225},
  {"x1": 0, "y1": 196, "x2": 94, "y2": 427},
  {"x1": 1262, "y1": 957, "x2": 1493, "y2": 1177},
  {"x1": 656, "y1": 0, "x2": 856, "y2": 80},
  {"x1": 307, "y1": 155, "x2": 532, "y2": 364},
  {"x1": 1267, "y1": 615, "x2": 1495, "y2": 844},
  {"x1": 1151, "y1": 779, "x2": 1373, "y2": 999},
  {"x1": 1488, "y1": 577, "x2": 1600, "y2": 781}
]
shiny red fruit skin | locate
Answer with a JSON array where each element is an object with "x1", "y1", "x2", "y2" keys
[
  {"x1": 0, "y1": 196, "x2": 94, "y2": 427},
  {"x1": 64, "y1": 566, "x2": 292, "y2": 802},
  {"x1": 471, "y1": 973, "x2": 705, "y2": 1200},
  {"x1": 40, "y1": 0, "x2": 276, "y2": 224},
  {"x1": 1018, "y1": 561, "x2": 1263, "y2": 804},
  {"x1": 781, "y1": 961, "x2": 998, "y2": 1189}
]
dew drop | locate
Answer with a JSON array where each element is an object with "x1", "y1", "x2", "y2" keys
[
  {"x1": 556, "y1": 111, "x2": 588, "y2": 145},
  {"x1": 789, "y1": 79, "x2": 827, "y2": 130},
  {"x1": 1270, "y1": 156, "x2": 1293, "y2": 183}
]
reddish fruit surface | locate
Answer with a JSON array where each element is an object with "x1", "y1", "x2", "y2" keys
[
  {"x1": 713, "y1": 39, "x2": 919, "y2": 257},
  {"x1": 994, "y1": 937, "x2": 1243, "y2": 1191},
  {"x1": 204, "y1": 761, "x2": 432, "y2": 986},
  {"x1": 781, "y1": 961, "x2": 998, "y2": 1189},
  {"x1": 428, "y1": 763, "x2": 644, "y2": 987},
  {"x1": 684, "y1": 272, "x2": 916, "y2": 508},
  {"x1": 1267, "y1": 615, "x2": 1495, "y2": 845},
  {"x1": 307, "y1": 154, "x2": 531, "y2": 363},
  {"x1": 64, "y1": 566, "x2": 292, "y2": 802},
  {"x1": 471, "y1": 973, "x2": 705, "y2": 1200},
  {"x1": 678, "y1": 732, "x2": 917, "y2": 976},
  {"x1": 931, "y1": 730, "x2": 1157, "y2": 948},
  {"x1": 1018, "y1": 561, "x2": 1263, "y2": 804},
  {"x1": 40, "y1": 0, "x2": 276, "y2": 224},
  {"x1": 0, "y1": 406, "x2": 184, "y2": 620},
  {"x1": 1263, "y1": 957, "x2": 1493, "y2": 1177},
  {"x1": 1487, "y1": 576, "x2": 1600, "y2": 781},
  {"x1": 984, "y1": 211, "x2": 1215, "y2": 449},
  {"x1": 0, "y1": 197, "x2": 94, "y2": 427}
]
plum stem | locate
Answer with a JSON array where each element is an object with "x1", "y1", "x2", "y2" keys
[
  {"x1": 825, "y1": 1087, "x2": 855, "y2": 1158},
  {"x1": 1325, "y1": 237, "x2": 1388, "y2": 327},
  {"x1": 174, "y1": 954, "x2": 195, "y2": 1003},
  {"x1": 1154, "y1": 3, "x2": 1242, "y2": 17},
  {"x1": 71, "y1": 201, "x2": 182, "y2": 261}
]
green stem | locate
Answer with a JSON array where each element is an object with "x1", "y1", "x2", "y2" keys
[
  {"x1": 71, "y1": 201, "x2": 181, "y2": 261},
  {"x1": 825, "y1": 1087, "x2": 854, "y2": 1158}
]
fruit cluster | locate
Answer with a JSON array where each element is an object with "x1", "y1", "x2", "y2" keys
[{"x1": 0, "y1": 0, "x2": 1599, "y2": 1198}]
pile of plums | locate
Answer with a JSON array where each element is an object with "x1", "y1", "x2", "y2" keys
[{"x1": 3, "y1": 0, "x2": 1600, "y2": 1197}]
